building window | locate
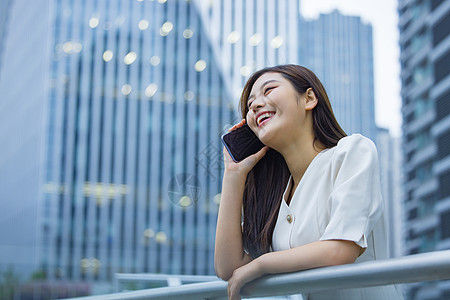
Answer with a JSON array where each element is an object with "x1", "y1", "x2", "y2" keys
[
  {"x1": 408, "y1": 207, "x2": 418, "y2": 220},
  {"x1": 411, "y1": 0, "x2": 428, "y2": 22},
  {"x1": 415, "y1": 128, "x2": 432, "y2": 150},
  {"x1": 436, "y1": 88, "x2": 450, "y2": 121},
  {"x1": 431, "y1": 0, "x2": 442, "y2": 11},
  {"x1": 418, "y1": 194, "x2": 436, "y2": 218},
  {"x1": 419, "y1": 229, "x2": 438, "y2": 252},
  {"x1": 432, "y1": 10, "x2": 450, "y2": 46},
  {"x1": 413, "y1": 61, "x2": 431, "y2": 85},
  {"x1": 413, "y1": 95, "x2": 432, "y2": 119},
  {"x1": 440, "y1": 210, "x2": 450, "y2": 239},
  {"x1": 437, "y1": 129, "x2": 450, "y2": 160},
  {"x1": 439, "y1": 171, "x2": 450, "y2": 199},
  {"x1": 415, "y1": 160, "x2": 433, "y2": 183},
  {"x1": 411, "y1": 29, "x2": 430, "y2": 53},
  {"x1": 434, "y1": 50, "x2": 450, "y2": 84}
]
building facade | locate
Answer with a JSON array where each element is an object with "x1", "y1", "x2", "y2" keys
[
  {"x1": 0, "y1": 0, "x2": 12, "y2": 78},
  {"x1": 377, "y1": 127, "x2": 404, "y2": 259},
  {"x1": 299, "y1": 10, "x2": 377, "y2": 141},
  {"x1": 0, "y1": 0, "x2": 51, "y2": 279},
  {"x1": 398, "y1": 0, "x2": 450, "y2": 298},
  {"x1": 1, "y1": 0, "x2": 303, "y2": 289},
  {"x1": 39, "y1": 0, "x2": 301, "y2": 285},
  {"x1": 39, "y1": 0, "x2": 236, "y2": 282},
  {"x1": 194, "y1": 0, "x2": 300, "y2": 100}
]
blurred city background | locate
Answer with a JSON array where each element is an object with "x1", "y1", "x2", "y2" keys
[{"x1": 0, "y1": 0, "x2": 448, "y2": 299}]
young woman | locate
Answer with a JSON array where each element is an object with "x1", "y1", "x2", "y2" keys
[{"x1": 214, "y1": 65, "x2": 403, "y2": 300}]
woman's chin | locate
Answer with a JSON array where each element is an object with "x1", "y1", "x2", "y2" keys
[{"x1": 258, "y1": 132, "x2": 274, "y2": 147}]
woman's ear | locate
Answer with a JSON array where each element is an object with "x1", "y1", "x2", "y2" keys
[{"x1": 304, "y1": 88, "x2": 318, "y2": 111}]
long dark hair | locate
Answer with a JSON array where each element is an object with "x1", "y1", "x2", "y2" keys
[{"x1": 239, "y1": 64, "x2": 347, "y2": 258}]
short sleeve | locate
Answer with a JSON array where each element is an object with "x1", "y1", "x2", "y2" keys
[{"x1": 319, "y1": 134, "x2": 383, "y2": 248}]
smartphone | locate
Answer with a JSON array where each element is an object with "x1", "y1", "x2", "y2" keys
[{"x1": 221, "y1": 124, "x2": 265, "y2": 162}]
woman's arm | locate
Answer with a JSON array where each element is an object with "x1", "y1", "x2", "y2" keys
[
  {"x1": 214, "y1": 170, "x2": 252, "y2": 280},
  {"x1": 214, "y1": 120, "x2": 269, "y2": 280},
  {"x1": 227, "y1": 239, "x2": 361, "y2": 300},
  {"x1": 258, "y1": 239, "x2": 361, "y2": 273}
]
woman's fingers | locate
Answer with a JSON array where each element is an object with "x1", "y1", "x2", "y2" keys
[
  {"x1": 228, "y1": 119, "x2": 246, "y2": 132},
  {"x1": 222, "y1": 146, "x2": 233, "y2": 162},
  {"x1": 227, "y1": 280, "x2": 242, "y2": 300},
  {"x1": 223, "y1": 145, "x2": 269, "y2": 175},
  {"x1": 242, "y1": 146, "x2": 269, "y2": 166}
]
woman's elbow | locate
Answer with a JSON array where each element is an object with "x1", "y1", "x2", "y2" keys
[
  {"x1": 214, "y1": 263, "x2": 233, "y2": 281},
  {"x1": 327, "y1": 240, "x2": 361, "y2": 266}
]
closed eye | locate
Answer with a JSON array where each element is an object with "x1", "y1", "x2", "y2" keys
[{"x1": 264, "y1": 86, "x2": 276, "y2": 95}]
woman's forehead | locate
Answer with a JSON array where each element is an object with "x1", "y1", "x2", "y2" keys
[
  {"x1": 252, "y1": 72, "x2": 283, "y2": 86},
  {"x1": 250, "y1": 72, "x2": 285, "y2": 93}
]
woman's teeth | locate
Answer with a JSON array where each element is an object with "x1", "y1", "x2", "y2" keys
[{"x1": 257, "y1": 112, "x2": 275, "y2": 126}]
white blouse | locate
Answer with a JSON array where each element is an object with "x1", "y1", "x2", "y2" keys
[{"x1": 272, "y1": 134, "x2": 403, "y2": 300}]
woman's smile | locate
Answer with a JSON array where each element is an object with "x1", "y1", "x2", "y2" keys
[{"x1": 256, "y1": 111, "x2": 276, "y2": 127}]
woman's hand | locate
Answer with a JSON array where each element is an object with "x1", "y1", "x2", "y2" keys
[
  {"x1": 223, "y1": 119, "x2": 269, "y2": 176},
  {"x1": 215, "y1": 119, "x2": 268, "y2": 281},
  {"x1": 227, "y1": 259, "x2": 264, "y2": 300}
]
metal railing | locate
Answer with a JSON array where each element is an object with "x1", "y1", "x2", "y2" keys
[
  {"x1": 67, "y1": 250, "x2": 450, "y2": 300},
  {"x1": 113, "y1": 273, "x2": 219, "y2": 292}
]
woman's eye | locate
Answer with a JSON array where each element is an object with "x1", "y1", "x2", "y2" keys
[{"x1": 264, "y1": 86, "x2": 275, "y2": 95}]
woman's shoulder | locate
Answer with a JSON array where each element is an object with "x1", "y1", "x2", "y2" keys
[
  {"x1": 333, "y1": 134, "x2": 378, "y2": 162},
  {"x1": 336, "y1": 134, "x2": 377, "y2": 151}
]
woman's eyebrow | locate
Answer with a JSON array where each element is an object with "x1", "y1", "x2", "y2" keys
[{"x1": 248, "y1": 79, "x2": 280, "y2": 102}]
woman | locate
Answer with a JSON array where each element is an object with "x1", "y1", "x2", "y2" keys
[{"x1": 214, "y1": 65, "x2": 403, "y2": 300}]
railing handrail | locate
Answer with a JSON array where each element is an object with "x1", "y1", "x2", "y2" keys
[
  {"x1": 66, "y1": 250, "x2": 450, "y2": 300},
  {"x1": 113, "y1": 273, "x2": 220, "y2": 291},
  {"x1": 114, "y1": 273, "x2": 218, "y2": 282}
]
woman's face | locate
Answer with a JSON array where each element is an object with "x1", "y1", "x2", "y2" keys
[{"x1": 246, "y1": 72, "x2": 315, "y2": 149}]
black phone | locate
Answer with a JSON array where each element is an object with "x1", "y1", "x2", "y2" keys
[{"x1": 221, "y1": 124, "x2": 265, "y2": 162}]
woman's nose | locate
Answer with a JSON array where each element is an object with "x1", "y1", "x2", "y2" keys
[{"x1": 250, "y1": 98, "x2": 265, "y2": 112}]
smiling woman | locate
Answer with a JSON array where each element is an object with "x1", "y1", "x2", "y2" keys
[{"x1": 214, "y1": 65, "x2": 404, "y2": 300}]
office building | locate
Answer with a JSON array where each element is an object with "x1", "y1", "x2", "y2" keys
[
  {"x1": 299, "y1": 10, "x2": 377, "y2": 141},
  {"x1": 39, "y1": 0, "x2": 235, "y2": 282},
  {"x1": 1, "y1": 0, "x2": 303, "y2": 289},
  {"x1": 0, "y1": 0, "x2": 51, "y2": 279},
  {"x1": 194, "y1": 0, "x2": 300, "y2": 99},
  {"x1": 398, "y1": 0, "x2": 450, "y2": 298},
  {"x1": 0, "y1": 0, "x2": 12, "y2": 78},
  {"x1": 377, "y1": 128, "x2": 404, "y2": 259}
]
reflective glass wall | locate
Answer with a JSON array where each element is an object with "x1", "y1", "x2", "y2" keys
[{"x1": 41, "y1": 0, "x2": 235, "y2": 282}]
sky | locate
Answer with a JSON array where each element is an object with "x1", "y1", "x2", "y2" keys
[{"x1": 300, "y1": 0, "x2": 402, "y2": 137}]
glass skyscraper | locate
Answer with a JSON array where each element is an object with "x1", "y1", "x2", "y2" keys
[
  {"x1": 1, "y1": 0, "x2": 302, "y2": 291},
  {"x1": 377, "y1": 127, "x2": 404, "y2": 259},
  {"x1": 38, "y1": 0, "x2": 303, "y2": 286},
  {"x1": 399, "y1": 0, "x2": 450, "y2": 298},
  {"x1": 195, "y1": 0, "x2": 300, "y2": 100},
  {"x1": 40, "y1": 0, "x2": 235, "y2": 282},
  {"x1": 0, "y1": 0, "x2": 51, "y2": 279},
  {"x1": 299, "y1": 10, "x2": 377, "y2": 141},
  {"x1": 0, "y1": 0, "x2": 12, "y2": 75}
]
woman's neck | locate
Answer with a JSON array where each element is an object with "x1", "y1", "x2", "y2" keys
[{"x1": 279, "y1": 133, "x2": 324, "y2": 187}]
